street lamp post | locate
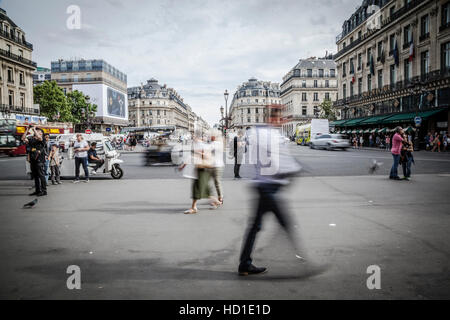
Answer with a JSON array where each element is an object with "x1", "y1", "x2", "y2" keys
[
  {"x1": 224, "y1": 90, "x2": 229, "y2": 136},
  {"x1": 408, "y1": 80, "x2": 425, "y2": 151}
]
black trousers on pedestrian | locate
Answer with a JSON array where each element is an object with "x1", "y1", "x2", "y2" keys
[
  {"x1": 89, "y1": 159, "x2": 104, "y2": 171},
  {"x1": 234, "y1": 157, "x2": 241, "y2": 178},
  {"x1": 30, "y1": 161, "x2": 47, "y2": 193},
  {"x1": 75, "y1": 157, "x2": 89, "y2": 180},
  {"x1": 239, "y1": 183, "x2": 294, "y2": 269}
]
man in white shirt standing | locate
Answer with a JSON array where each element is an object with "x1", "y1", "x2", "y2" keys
[{"x1": 73, "y1": 133, "x2": 90, "y2": 183}]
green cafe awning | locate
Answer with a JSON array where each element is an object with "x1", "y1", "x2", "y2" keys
[
  {"x1": 343, "y1": 117, "x2": 368, "y2": 127},
  {"x1": 363, "y1": 128, "x2": 371, "y2": 133},
  {"x1": 377, "y1": 128, "x2": 388, "y2": 133},
  {"x1": 370, "y1": 128, "x2": 378, "y2": 133},
  {"x1": 359, "y1": 114, "x2": 394, "y2": 125},
  {"x1": 383, "y1": 109, "x2": 445, "y2": 124},
  {"x1": 330, "y1": 119, "x2": 350, "y2": 127}
]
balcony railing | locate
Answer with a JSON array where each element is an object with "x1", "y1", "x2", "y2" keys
[
  {"x1": 0, "y1": 28, "x2": 33, "y2": 49},
  {"x1": 334, "y1": 0, "x2": 425, "y2": 59},
  {"x1": 440, "y1": 21, "x2": 450, "y2": 32},
  {"x1": 280, "y1": 84, "x2": 338, "y2": 96},
  {"x1": 0, "y1": 104, "x2": 40, "y2": 115},
  {"x1": 0, "y1": 49, "x2": 37, "y2": 68},
  {"x1": 334, "y1": 68, "x2": 450, "y2": 107},
  {"x1": 419, "y1": 32, "x2": 430, "y2": 42}
]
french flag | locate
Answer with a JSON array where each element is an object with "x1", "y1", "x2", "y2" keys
[{"x1": 409, "y1": 32, "x2": 414, "y2": 62}]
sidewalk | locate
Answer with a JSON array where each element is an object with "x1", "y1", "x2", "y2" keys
[{"x1": 0, "y1": 174, "x2": 449, "y2": 299}]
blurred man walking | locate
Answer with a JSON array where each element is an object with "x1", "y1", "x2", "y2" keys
[{"x1": 238, "y1": 105, "x2": 303, "y2": 276}]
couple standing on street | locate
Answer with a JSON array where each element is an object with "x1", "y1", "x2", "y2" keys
[{"x1": 389, "y1": 126, "x2": 414, "y2": 181}]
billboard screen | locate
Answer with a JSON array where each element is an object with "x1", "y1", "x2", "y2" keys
[
  {"x1": 107, "y1": 87, "x2": 126, "y2": 118},
  {"x1": 72, "y1": 83, "x2": 128, "y2": 120}
]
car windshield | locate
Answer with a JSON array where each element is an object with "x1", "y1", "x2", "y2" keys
[{"x1": 104, "y1": 140, "x2": 113, "y2": 151}]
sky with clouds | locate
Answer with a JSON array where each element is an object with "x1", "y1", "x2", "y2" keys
[{"x1": 2, "y1": 0, "x2": 361, "y2": 125}]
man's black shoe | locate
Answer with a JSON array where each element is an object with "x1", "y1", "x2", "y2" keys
[
  {"x1": 37, "y1": 191, "x2": 47, "y2": 197},
  {"x1": 238, "y1": 264, "x2": 267, "y2": 276}
]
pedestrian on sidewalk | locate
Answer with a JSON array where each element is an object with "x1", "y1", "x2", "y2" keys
[
  {"x1": 400, "y1": 132, "x2": 414, "y2": 180},
  {"x1": 210, "y1": 130, "x2": 224, "y2": 204},
  {"x1": 359, "y1": 135, "x2": 364, "y2": 149},
  {"x1": 49, "y1": 144, "x2": 61, "y2": 185},
  {"x1": 385, "y1": 135, "x2": 390, "y2": 151},
  {"x1": 231, "y1": 130, "x2": 245, "y2": 179},
  {"x1": 431, "y1": 134, "x2": 441, "y2": 152},
  {"x1": 43, "y1": 133, "x2": 51, "y2": 185},
  {"x1": 425, "y1": 132, "x2": 431, "y2": 150},
  {"x1": 181, "y1": 134, "x2": 221, "y2": 214},
  {"x1": 389, "y1": 127, "x2": 404, "y2": 180},
  {"x1": 238, "y1": 105, "x2": 303, "y2": 276},
  {"x1": 88, "y1": 142, "x2": 104, "y2": 174},
  {"x1": 22, "y1": 125, "x2": 48, "y2": 196},
  {"x1": 73, "y1": 133, "x2": 90, "y2": 183}
]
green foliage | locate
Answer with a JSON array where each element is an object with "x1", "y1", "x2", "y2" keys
[
  {"x1": 33, "y1": 81, "x2": 97, "y2": 124},
  {"x1": 66, "y1": 90, "x2": 97, "y2": 124},
  {"x1": 319, "y1": 98, "x2": 337, "y2": 121},
  {"x1": 33, "y1": 81, "x2": 72, "y2": 122}
]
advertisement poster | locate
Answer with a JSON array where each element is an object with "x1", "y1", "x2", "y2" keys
[{"x1": 107, "y1": 87, "x2": 126, "y2": 118}]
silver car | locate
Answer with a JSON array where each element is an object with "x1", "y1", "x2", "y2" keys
[{"x1": 310, "y1": 134, "x2": 350, "y2": 150}]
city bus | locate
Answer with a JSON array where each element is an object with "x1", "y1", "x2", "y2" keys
[{"x1": 0, "y1": 119, "x2": 72, "y2": 156}]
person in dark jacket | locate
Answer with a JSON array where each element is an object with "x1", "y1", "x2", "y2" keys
[
  {"x1": 22, "y1": 125, "x2": 48, "y2": 196},
  {"x1": 232, "y1": 130, "x2": 245, "y2": 179}
]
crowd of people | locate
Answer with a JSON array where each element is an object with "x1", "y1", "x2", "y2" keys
[
  {"x1": 21, "y1": 127, "x2": 107, "y2": 196},
  {"x1": 347, "y1": 131, "x2": 449, "y2": 152}
]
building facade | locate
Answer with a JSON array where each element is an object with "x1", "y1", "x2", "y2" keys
[
  {"x1": 333, "y1": 0, "x2": 450, "y2": 140},
  {"x1": 51, "y1": 59, "x2": 128, "y2": 133},
  {"x1": 229, "y1": 78, "x2": 281, "y2": 130},
  {"x1": 128, "y1": 78, "x2": 208, "y2": 135},
  {"x1": 280, "y1": 57, "x2": 338, "y2": 137},
  {"x1": 33, "y1": 67, "x2": 51, "y2": 86},
  {"x1": 0, "y1": 8, "x2": 37, "y2": 118}
]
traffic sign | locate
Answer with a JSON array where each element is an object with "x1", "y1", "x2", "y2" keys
[
  {"x1": 106, "y1": 127, "x2": 111, "y2": 132},
  {"x1": 414, "y1": 116, "x2": 422, "y2": 127},
  {"x1": 85, "y1": 129, "x2": 92, "y2": 134}
]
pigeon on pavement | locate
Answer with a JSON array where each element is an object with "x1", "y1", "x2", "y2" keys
[
  {"x1": 369, "y1": 159, "x2": 383, "y2": 174},
  {"x1": 23, "y1": 199, "x2": 38, "y2": 209}
]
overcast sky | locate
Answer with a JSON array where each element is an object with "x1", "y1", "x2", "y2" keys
[{"x1": 2, "y1": 0, "x2": 361, "y2": 125}]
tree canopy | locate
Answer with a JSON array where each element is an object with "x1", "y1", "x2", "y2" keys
[{"x1": 33, "y1": 81, "x2": 97, "y2": 124}]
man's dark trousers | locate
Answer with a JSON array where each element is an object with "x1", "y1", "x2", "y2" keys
[
  {"x1": 234, "y1": 157, "x2": 241, "y2": 178},
  {"x1": 239, "y1": 183, "x2": 294, "y2": 269},
  {"x1": 89, "y1": 159, "x2": 104, "y2": 171},
  {"x1": 75, "y1": 157, "x2": 89, "y2": 180},
  {"x1": 30, "y1": 161, "x2": 47, "y2": 193}
]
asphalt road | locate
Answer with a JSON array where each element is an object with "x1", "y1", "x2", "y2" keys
[
  {"x1": 0, "y1": 174, "x2": 449, "y2": 299},
  {"x1": 1, "y1": 143, "x2": 450, "y2": 180}
]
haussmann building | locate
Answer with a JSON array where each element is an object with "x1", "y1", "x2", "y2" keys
[{"x1": 332, "y1": 0, "x2": 450, "y2": 148}]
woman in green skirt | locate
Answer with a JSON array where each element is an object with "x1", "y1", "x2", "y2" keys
[{"x1": 181, "y1": 135, "x2": 221, "y2": 214}]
